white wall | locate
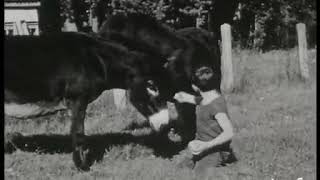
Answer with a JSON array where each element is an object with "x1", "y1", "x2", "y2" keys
[{"x1": 4, "y1": 9, "x2": 39, "y2": 35}]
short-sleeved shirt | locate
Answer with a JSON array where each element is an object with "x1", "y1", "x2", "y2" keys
[{"x1": 195, "y1": 95, "x2": 229, "y2": 142}]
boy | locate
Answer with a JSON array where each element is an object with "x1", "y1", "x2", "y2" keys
[{"x1": 173, "y1": 66, "x2": 237, "y2": 175}]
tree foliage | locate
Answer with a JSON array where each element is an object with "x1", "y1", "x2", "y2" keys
[
  {"x1": 55, "y1": 0, "x2": 316, "y2": 50},
  {"x1": 233, "y1": 0, "x2": 316, "y2": 50},
  {"x1": 39, "y1": 0, "x2": 62, "y2": 33}
]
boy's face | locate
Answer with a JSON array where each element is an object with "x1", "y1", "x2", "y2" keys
[
  {"x1": 195, "y1": 66, "x2": 213, "y2": 81},
  {"x1": 192, "y1": 66, "x2": 220, "y2": 92}
]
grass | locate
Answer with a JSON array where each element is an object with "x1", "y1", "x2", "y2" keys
[{"x1": 5, "y1": 48, "x2": 316, "y2": 180}]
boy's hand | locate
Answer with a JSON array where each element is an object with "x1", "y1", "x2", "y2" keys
[
  {"x1": 173, "y1": 92, "x2": 195, "y2": 104},
  {"x1": 188, "y1": 140, "x2": 210, "y2": 155}
]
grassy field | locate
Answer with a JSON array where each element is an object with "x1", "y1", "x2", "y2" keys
[{"x1": 5, "y1": 48, "x2": 316, "y2": 180}]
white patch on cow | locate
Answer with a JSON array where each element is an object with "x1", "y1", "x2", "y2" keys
[
  {"x1": 167, "y1": 101, "x2": 178, "y2": 120},
  {"x1": 146, "y1": 87, "x2": 159, "y2": 97},
  {"x1": 148, "y1": 109, "x2": 169, "y2": 132}
]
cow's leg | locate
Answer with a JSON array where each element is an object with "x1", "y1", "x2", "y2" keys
[
  {"x1": 69, "y1": 97, "x2": 90, "y2": 171},
  {"x1": 174, "y1": 103, "x2": 196, "y2": 144}
]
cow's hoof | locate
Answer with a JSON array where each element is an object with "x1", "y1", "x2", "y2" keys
[{"x1": 73, "y1": 147, "x2": 91, "y2": 171}]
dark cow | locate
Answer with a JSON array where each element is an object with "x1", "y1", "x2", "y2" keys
[
  {"x1": 5, "y1": 32, "x2": 173, "y2": 170},
  {"x1": 175, "y1": 27, "x2": 221, "y2": 68},
  {"x1": 98, "y1": 14, "x2": 222, "y2": 143},
  {"x1": 99, "y1": 13, "x2": 222, "y2": 92}
]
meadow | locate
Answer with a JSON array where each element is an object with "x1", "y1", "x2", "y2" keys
[{"x1": 5, "y1": 48, "x2": 316, "y2": 180}]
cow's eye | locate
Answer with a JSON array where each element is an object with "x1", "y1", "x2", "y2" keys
[
  {"x1": 147, "y1": 80, "x2": 154, "y2": 86},
  {"x1": 147, "y1": 80, "x2": 157, "y2": 91},
  {"x1": 204, "y1": 69, "x2": 211, "y2": 74},
  {"x1": 146, "y1": 80, "x2": 159, "y2": 97}
]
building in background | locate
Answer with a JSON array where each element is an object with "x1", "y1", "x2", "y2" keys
[{"x1": 4, "y1": 0, "x2": 41, "y2": 36}]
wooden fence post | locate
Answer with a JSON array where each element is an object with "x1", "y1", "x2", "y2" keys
[
  {"x1": 296, "y1": 23, "x2": 310, "y2": 80},
  {"x1": 196, "y1": 17, "x2": 202, "y2": 28},
  {"x1": 89, "y1": 2, "x2": 99, "y2": 33},
  {"x1": 15, "y1": 21, "x2": 23, "y2": 35},
  {"x1": 91, "y1": 17, "x2": 99, "y2": 33},
  {"x1": 20, "y1": 20, "x2": 29, "y2": 35},
  {"x1": 61, "y1": 19, "x2": 78, "y2": 32},
  {"x1": 113, "y1": 89, "x2": 127, "y2": 110},
  {"x1": 220, "y1": 23, "x2": 234, "y2": 93}
]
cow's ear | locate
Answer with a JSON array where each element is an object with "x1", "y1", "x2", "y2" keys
[
  {"x1": 164, "y1": 49, "x2": 183, "y2": 68},
  {"x1": 163, "y1": 62, "x2": 169, "y2": 68},
  {"x1": 166, "y1": 49, "x2": 183, "y2": 62}
]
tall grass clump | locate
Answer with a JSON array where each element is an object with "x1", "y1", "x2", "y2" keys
[{"x1": 232, "y1": 48, "x2": 316, "y2": 94}]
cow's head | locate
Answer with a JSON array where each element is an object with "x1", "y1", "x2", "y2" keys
[{"x1": 129, "y1": 77, "x2": 174, "y2": 132}]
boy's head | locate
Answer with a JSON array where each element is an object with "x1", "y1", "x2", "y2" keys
[{"x1": 191, "y1": 65, "x2": 221, "y2": 92}]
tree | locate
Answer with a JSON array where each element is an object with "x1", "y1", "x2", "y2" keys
[
  {"x1": 207, "y1": 0, "x2": 238, "y2": 38},
  {"x1": 57, "y1": 0, "x2": 315, "y2": 49},
  {"x1": 232, "y1": 0, "x2": 316, "y2": 50},
  {"x1": 39, "y1": 0, "x2": 62, "y2": 33},
  {"x1": 60, "y1": 0, "x2": 91, "y2": 32}
]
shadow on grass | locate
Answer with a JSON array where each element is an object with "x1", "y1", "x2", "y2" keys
[
  {"x1": 5, "y1": 129, "x2": 187, "y2": 163},
  {"x1": 123, "y1": 120, "x2": 151, "y2": 131}
]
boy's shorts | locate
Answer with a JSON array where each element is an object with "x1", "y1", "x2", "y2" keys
[
  {"x1": 177, "y1": 145, "x2": 237, "y2": 175},
  {"x1": 194, "y1": 149, "x2": 236, "y2": 175}
]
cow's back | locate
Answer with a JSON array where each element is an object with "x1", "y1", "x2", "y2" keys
[{"x1": 4, "y1": 33, "x2": 104, "y2": 103}]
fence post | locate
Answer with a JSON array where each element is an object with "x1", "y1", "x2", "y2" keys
[
  {"x1": 91, "y1": 17, "x2": 99, "y2": 33},
  {"x1": 89, "y1": 2, "x2": 99, "y2": 33},
  {"x1": 220, "y1": 23, "x2": 234, "y2": 93},
  {"x1": 20, "y1": 20, "x2": 29, "y2": 35},
  {"x1": 15, "y1": 21, "x2": 23, "y2": 35},
  {"x1": 62, "y1": 19, "x2": 78, "y2": 32},
  {"x1": 196, "y1": 17, "x2": 202, "y2": 28},
  {"x1": 113, "y1": 89, "x2": 127, "y2": 110},
  {"x1": 296, "y1": 23, "x2": 310, "y2": 80}
]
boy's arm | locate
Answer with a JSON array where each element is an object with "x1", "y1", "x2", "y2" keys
[
  {"x1": 206, "y1": 113, "x2": 234, "y2": 148},
  {"x1": 188, "y1": 112, "x2": 234, "y2": 155},
  {"x1": 174, "y1": 92, "x2": 201, "y2": 104}
]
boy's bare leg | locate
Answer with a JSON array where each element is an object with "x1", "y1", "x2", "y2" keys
[
  {"x1": 176, "y1": 148, "x2": 195, "y2": 170},
  {"x1": 193, "y1": 152, "x2": 222, "y2": 177}
]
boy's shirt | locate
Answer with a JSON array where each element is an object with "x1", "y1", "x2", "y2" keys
[{"x1": 195, "y1": 95, "x2": 229, "y2": 142}]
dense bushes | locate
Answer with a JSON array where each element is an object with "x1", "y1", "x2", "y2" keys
[
  {"x1": 58, "y1": 0, "x2": 316, "y2": 50},
  {"x1": 232, "y1": 0, "x2": 316, "y2": 50}
]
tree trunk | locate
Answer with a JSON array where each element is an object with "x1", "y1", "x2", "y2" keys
[
  {"x1": 208, "y1": 0, "x2": 238, "y2": 38},
  {"x1": 61, "y1": 0, "x2": 78, "y2": 32},
  {"x1": 61, "y1": 0, "x2": 88, "y2": 32},
  {"x1": 72, "y1": 0, "x2": 87, "y2": 32},
  {"x1": 96, "y1": 0, "x2": 110, "y2": 28},
  {"x1": 39, "y1": 0, "x2": 62, "y2": 33}
]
